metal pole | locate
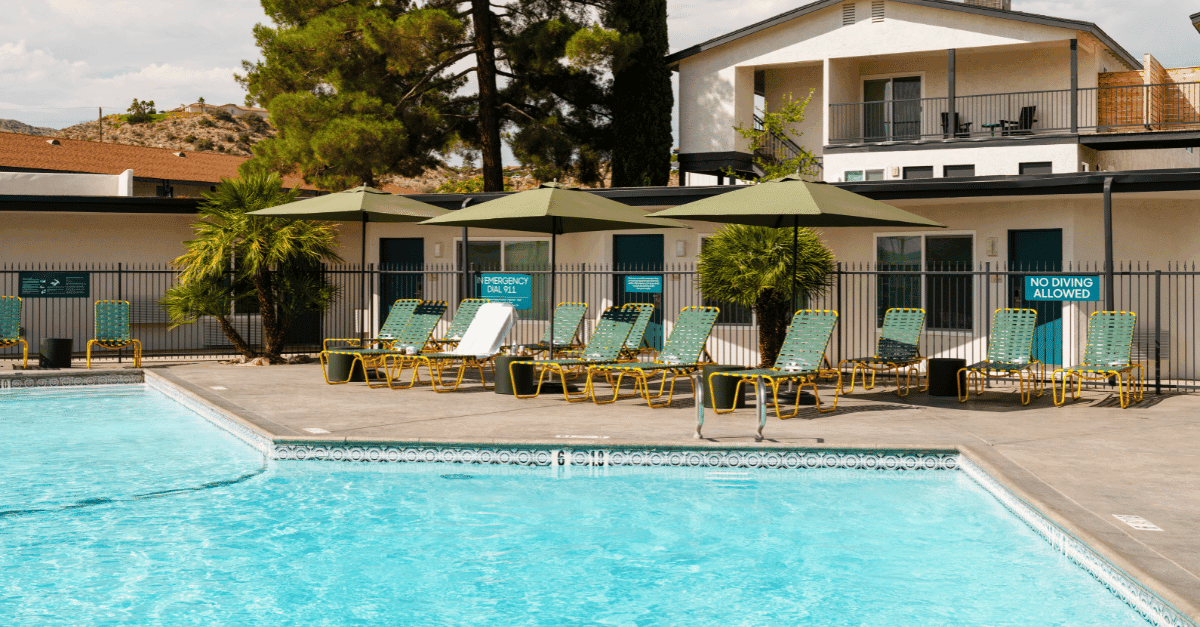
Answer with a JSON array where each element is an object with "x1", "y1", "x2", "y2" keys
[
  {"x1": 1103, "y1": 177, "x2": 1115, "y2": 310},
  {"x1": 460, "y1": 198, "x2": 474, "y2": 303},
  {"x1": 1070, "y1": 39, "x2": 1079, "y2": 134},
  {"x1": 549, "y1": 217, "x2": 559, "y2": 356},
  {"x1": 792, "y1": 216, "x2": 799, "y2": 312},
  {"x1": 756, "y1": 378, "x2": 767, "y2": 441},
  {"x1": 947, "y1": 49, "x2": 956, "y2": 138},
  {"x1": 360, "y1": 214, "x2": 367, "y2": 342},
  {"x1": 117, "y1": 262, "x2": 122, "y2": 364},
  {"x1": 694, "y1": 372, "x2": 705, "y2": 439},
  {"x1": 1155, "y1": 269, "x2": 1162, "y2": 395}
]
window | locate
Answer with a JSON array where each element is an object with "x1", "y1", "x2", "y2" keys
[
  {"x1": 871, "y1": 0, "x2": 884, "y2": 22},
  {"x1": 700, "y1": 237, "x2": 753, "y2": 325},
  {"x1": 875, "y1": 234, "x2": 973, "y2": 330},
  {"x1": 844, "y1": 169, "x2": 884, "y2": 182},
  {"x1": 943, "y1": 164, "x2": 975, "y2": 178},
  {"x1": 903, "y1": 166, "x2": 934, "y2": 179},
  {"x1": 1019, "y1": 162, "x2": 1052, "y2": 175},
  {"x1": 457, "y1": 239, "x2": 550, "y2": 319}
]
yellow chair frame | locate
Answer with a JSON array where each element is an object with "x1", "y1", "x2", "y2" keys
[
  {"x1": 0, "y1": 295, "x2": 28, "y2": 368},
  {"x1": 86, "y1": 300, "x2": 142, "y2": 368}
]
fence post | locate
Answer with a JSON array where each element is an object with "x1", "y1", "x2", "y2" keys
[
  {"x1": 836, "y1": 262, "x2": 842, "y2": 363},
  {"x1": 1155, "y1": 269, "x2": 1161, "y2": 395},
  {"x1": 117, "y1": 263, "x2": 123, "y2": 365}
]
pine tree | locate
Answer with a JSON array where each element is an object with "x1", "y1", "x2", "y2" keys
[{"x1": 607, "y1": 0, "x2": 672, "y2": 187}]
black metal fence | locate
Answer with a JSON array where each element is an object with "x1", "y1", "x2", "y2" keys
[{"x1": 3, "y1": 261, "x2": 1197, "y2": 393}]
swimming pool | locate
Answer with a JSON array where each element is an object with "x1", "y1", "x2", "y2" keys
[{"x1": 0, "y1": 384, "x2": 1175, "y2": 626}]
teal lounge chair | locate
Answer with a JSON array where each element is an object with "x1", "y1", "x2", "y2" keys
[
  {"x1": 323, "y1": 298, "x2": 421, "y2": 352},
  {"x1": 1052, "y1": 311, "x2": 1143, "y2": 408},
  {"x1": 958, "y1": 308, "x2": 1044, "y2": 405},
  {"x1": 587, "y1": 306, "x2": 719, "y2": 408},
  {"x1": 618, "y1": 302, "x2": 657, "y2": 360},
  {"x1": 433, "y1": 298, "x2": 490, "y2": 350},
  {"x1": 709, "y1": 309, "x2": 841, "y2": 428},
  {"x1": 320, "y1": 301, "x2": 448, "y2": 387},
  {"x1": 515, "y1": 301, "x2": 588, "y2": 357},
  {"x1": 509, "y1": 304, "x2": 640, "y2": 402},
  {"x1": 87, "y1": 300, "x2": 142, "y2": 368},
  {"x1": 838, "y1": 307, "x2": 927, "y2": 397},
  {"x1": 0, "y1": 296, "x2": 28, "y2": 368}
]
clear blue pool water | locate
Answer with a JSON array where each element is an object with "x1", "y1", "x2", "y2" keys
[{"x1": 0, "y1": 385, "x2": 1154, "y2": 626}]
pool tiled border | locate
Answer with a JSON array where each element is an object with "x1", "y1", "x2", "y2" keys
[
  {"x1": 52, "y1": 374, "x2": 1200, "y2": 627},
  {"x1": 0, "y1": 371, "x2": 143, "y2": 389}
]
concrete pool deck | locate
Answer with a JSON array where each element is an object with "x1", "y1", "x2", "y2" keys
[{"x1": 7, "y1": 359, "x2": 1200, "y2": 622}]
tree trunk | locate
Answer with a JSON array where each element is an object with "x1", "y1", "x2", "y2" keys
[
  {"x1": 471, "y1": 0, "x2": 503, "y2": 192},
  {"x1": 216, "y1": 314, "x2": 259, "y2": 360},
  {"x1": 254, "y1": 269, "x2": 286, "y2": 363},
  {"x1": 754, "y1": 288, "x2": 791, "y2": 368}
]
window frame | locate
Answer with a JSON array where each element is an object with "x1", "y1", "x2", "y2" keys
[
  {"x1": 873, "y1": 231, "x2": 976, "y2": 333},
  {"x1": 843, "y1": 169, "x2": 885, "y2": 182},
  {"x1": 943, "y1": 164, "x2": 975, "y2": 178},
  {"x1": 453, "y1": 236, "x2": 552, "y2": 272},
  {"x1": 902, "y1": 166, "x2": 934, "y2": 180},
  {"x1": 1018, "y1": 161, "x2": 1053, "y2": 176}
]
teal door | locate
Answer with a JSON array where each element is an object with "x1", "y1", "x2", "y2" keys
[
  {"x1": 613, "y1": 234, "x2": 664, "y2": 350},
  {"x1": 1009, "y1": 229, "x2": 1063, "y2": 366},
  {"x1": 380, "y1": 238, "x2": 424, "y2": 322}
]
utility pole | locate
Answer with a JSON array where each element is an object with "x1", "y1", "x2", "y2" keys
[{"x1": 98, "y1": 107, "x2": 102, "y2": 142}]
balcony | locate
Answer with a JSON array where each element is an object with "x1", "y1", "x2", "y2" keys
[{"x1": 828, "y1": 82, "x2": 1200, "y2": 146}]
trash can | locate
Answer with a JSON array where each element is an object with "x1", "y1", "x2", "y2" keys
[
  {"x1": 927, "y1": 358, "x2": 967, "y2": 397},
  {"x1": 39, "y1": 338, "x2": 73, "y2": 368},
  {"x1": 324, "y1": 352, "x2": 366, "y2": 383},
  {"x1": 702, "y1": 364, "x2": 748, "y2": 410},
  {"x1": 494, "y1": 354, "x2": 535, "y2": 396}
]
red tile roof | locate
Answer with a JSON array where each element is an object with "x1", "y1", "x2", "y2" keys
[{"x1": 0, "y1": 132, "x2": 416, "y2": 194}]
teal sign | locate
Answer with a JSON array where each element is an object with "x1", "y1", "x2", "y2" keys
[
  {"x1": 18, "y1": 272, "x2": 90, "y2": 298},
  {"x1": 1025, "y1": 275, "x2": 1100, "y2": 301},
  {"x1": 624, "y1": 275, "x2": 662, "y2": 293},
  {"x1": 479, "y1": 273, "x2": 532, "y2": 309}
]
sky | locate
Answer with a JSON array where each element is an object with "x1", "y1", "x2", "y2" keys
[{"x1": 2, "y1": 0, "x2": 1198, "y2": 135}]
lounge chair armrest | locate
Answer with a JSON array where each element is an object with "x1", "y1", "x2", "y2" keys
[{"x1": 323, "y1": 338, "x2": 361, "y2": 350}]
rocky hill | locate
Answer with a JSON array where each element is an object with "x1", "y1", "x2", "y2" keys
[
  {"x1": 55, "y1": 111, "x2": 273, "y2": 156},
  {"x1": 0, "y1": 119, "x2": 56, "y2": 136}
]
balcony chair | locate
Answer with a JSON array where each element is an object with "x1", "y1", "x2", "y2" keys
[
  {"x1": 940, "y1": 112, "x2": 972, "y2": 138},
  {"x1": 1000, "y1": 106, "x2": 1038, "y2": 136}
]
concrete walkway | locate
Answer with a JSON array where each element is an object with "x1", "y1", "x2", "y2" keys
[{"x1": 27, "y1": 359, "x2": 1200, "y2": 620}]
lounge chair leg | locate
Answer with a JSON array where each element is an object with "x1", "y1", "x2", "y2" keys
[{"x1": 755, "y1": 378, "x2": 767, "y2": 441}]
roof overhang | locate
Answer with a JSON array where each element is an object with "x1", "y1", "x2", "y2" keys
[
  {"x1": 0, "y1": 195, "x2": 201, "y2": 214},
  {"x1": 666, "y1": 0, "x2": 1140, "y2": 70}
]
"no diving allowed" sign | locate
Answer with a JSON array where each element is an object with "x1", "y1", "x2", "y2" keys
[{"x1": 1024, "y1": 275, "x2": 1100, "y2": 301}]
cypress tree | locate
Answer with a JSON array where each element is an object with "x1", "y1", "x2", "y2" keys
[{"x1": 608, "y1": 0, "x2": 673, "y2": 188}]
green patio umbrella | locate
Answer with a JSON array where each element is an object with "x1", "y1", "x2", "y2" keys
[
  {"x1": 655, "y1": 174, "x2": 944, "y2": 305},
  {"x1": 247, "y1": 185, "x2": 448, "y2": 339},
  {"x1": 247, "y1": 184, "x2": 448, "y2": 269},
  {"x1": 419, "y1": 182, "x2": 686, "y2": 355}
]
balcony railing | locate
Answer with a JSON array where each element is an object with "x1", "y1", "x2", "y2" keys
[{"x1": 828, "y1": 82, "x2": 1200, "y2": 144}]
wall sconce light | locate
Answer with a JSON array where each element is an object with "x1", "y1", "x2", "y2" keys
[
  {"x1": 675, "y1": 240, "x2": 686, "y2": 257},
  {"x1": 434, "y1": 242, "x2": 443, "y2": 258},
  {"x1": 986, "y1": 237, "x2": 998, "y2": 257}
]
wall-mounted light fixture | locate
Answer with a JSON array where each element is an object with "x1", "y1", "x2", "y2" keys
[
  {"x1": 675, "y1": 240, "x2": 686, "y2": 257},
  {"x1": 433, "y1": 242, "x2": 443, "y2": 258}
]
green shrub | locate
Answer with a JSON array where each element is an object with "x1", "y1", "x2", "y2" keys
[
  {"x1": 184, "y1": 134, "x2": 197, "y2": 143},
  {"x1": 211, "y1": 109, "x2": 235, "y2": 123},
  {"x1": 195, "y1": 138, "x2": 215, "y2": 151},
  {"x1": 126, "y1": 98, "x2": 156, "y2": 124},
  {"x1": 198, "y1": 118, "x2": 215, "y2": 128}
]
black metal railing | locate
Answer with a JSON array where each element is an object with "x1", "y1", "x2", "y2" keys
[
  {"x1": 829, "y1": 82, "x2": 1200, "y2": 144},
  {"x1": 1, "y1": 261, "x2": 1196, "y2": 392},
  {"x1": 751, "y1": 114, "x2": 822, "y2": 173}
]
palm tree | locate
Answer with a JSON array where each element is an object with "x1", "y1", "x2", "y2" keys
[
  {"x1": 697, "y1": 224, "x2": 835, "y2": 367},
  {"x1": 163, "y1": 173, "x2": 342, "y2": 362}
]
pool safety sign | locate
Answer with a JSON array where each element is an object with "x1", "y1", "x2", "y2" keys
[
  {"x1": 624, "y1": 275, "x2": 663, "y2": 293},
  {"x1": 18, "y1": 271, "x2": 90, "y2": 298},
  {"x1": 1024, "y1": 275, "x2": 1100, "y2": 301},
  {"x1": 479, "y1": 273, "x2": 532, "y2": 309}
]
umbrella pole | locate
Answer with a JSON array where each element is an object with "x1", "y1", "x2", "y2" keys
[
  {"x1": 792, "y1": 216, "x2": 799, "y2": 312},
  {"x1": 362, "y1": 214, "x2": 368, "y2": 342},
  {"x1": 549, "y1": 219, "x2": 558, "y2": 356}
]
